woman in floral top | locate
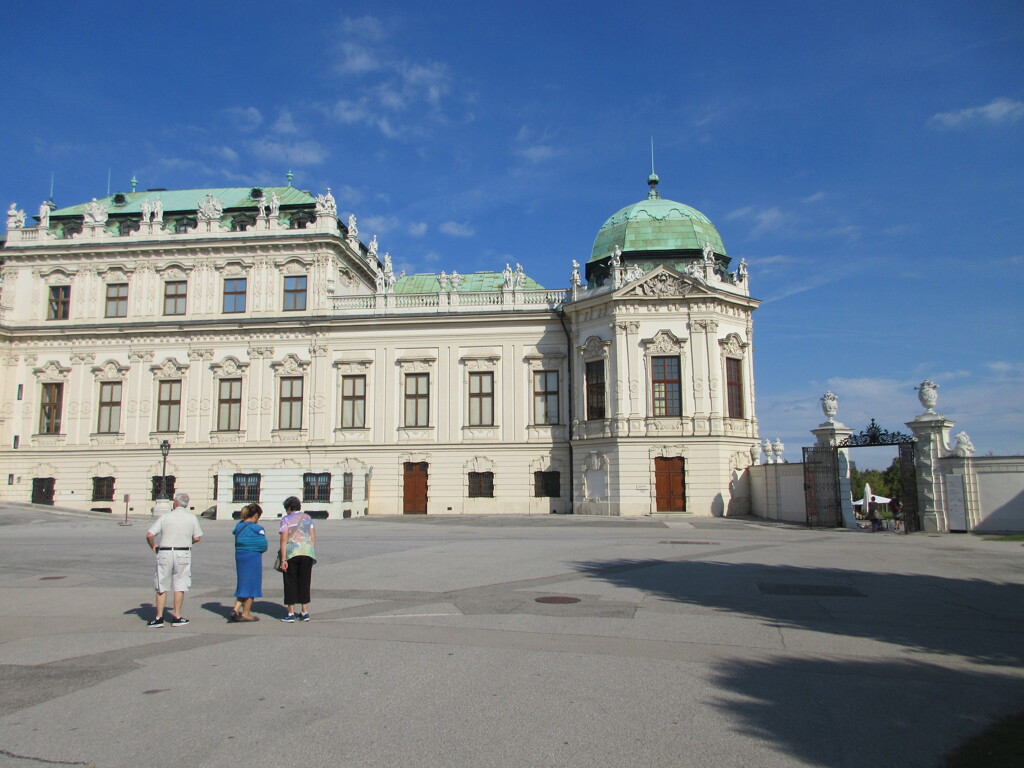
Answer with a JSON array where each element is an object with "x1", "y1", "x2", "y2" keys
[{"x1": 278, "y1": 496, "x2": 317, "y2": 622}]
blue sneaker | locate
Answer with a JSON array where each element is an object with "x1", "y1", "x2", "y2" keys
[
  {"x1": 281, "y1": 613, "x2": 296, "y2": 623},
  {"x1": 300, "y1": 613, "x2": 310, "y2": 622}
]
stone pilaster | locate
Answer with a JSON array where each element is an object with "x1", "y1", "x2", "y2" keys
[
  {"x1": 907, "y1": 414, "x2": 955, "y2": 532},
  {"x1": 810, "y1": 421, "x2": 856, "y2": 528}
]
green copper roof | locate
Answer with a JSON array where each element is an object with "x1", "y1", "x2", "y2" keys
[
  {"x1": 50, "y1": 186, "x2": 315, "y2": 218},
  {"x1": 590, "y1": 195, "x2": 727, "y2": 263},
  {"x1": 394, "y1": 271, "x2": 544, "y2": 293}
]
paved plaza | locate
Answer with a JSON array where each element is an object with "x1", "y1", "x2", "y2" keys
[{"x1": 0, "y1": 503, "x2": 1022, "y2": 768}]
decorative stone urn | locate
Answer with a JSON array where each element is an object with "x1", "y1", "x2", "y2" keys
[
  {"x1": 915, "y1": 380, "x2": 939, "y2": 413},
  {"x1": 821, "y1": 391, "x2": 838, "y2": 422},
  {"x1": 771, "y1": 438, "x2": 785, "y2": 463}
]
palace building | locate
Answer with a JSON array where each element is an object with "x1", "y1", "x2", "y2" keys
[{"x1": 0, "y1": 174, "x2": 760, "y2": 518}]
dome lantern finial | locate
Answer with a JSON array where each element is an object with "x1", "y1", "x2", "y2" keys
[{"x1": 647, "y1": 172, "x2": 660, "y2": 200}]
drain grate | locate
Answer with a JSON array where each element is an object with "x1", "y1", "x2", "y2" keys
[
  {"x1": 661, "y1": 540, "x2": 717, "y2": 545},
  {"x1": 535, "y1": 596, "x2": 581, "y2": 604},
  {"x1": 758, "y1": 583, "x2": 865, "y2": 597},
  {"x1": 39, "y1": 576, "x2": 67, "y2": 580}
]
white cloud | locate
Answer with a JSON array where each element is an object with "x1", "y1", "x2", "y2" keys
[
  {"x1": 408, "y1": 221, "x2": 428, "y2": 236},
  {"x1": 362, "y1": 215, "x2": 400, "y2": 234},
  {"x1": 272, "y1": 110, "x2": 299, "y2": 135},
  {"x1": 513, "y1": 124, "x2": 558, "y2": 163},
  {"x1": 222, "y1": 106, "x2": 263, "y2": 132},
  {"x1": 248, "y1": 139, "x2": 328, "y2": 166},
  {"x1": 336, "y1": 42, "x2": 382, "y2": 75},
  {"x1": 343, "y1": 15, "x2": 387, "y2": 42},
  {"x1": 210, "y1": 146, "x2": 239, "y2": 163},
  {"x1": 802, "y1": 191, "x2": 826, "y2": 203},
  {"x1": 929, "y1": 97, "x2": 1024, "y2": 129},
  {"x1": 440, "y1": 221, "x2": 474, "y2": 237}
]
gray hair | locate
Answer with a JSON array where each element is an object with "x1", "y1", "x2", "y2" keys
[{"x1": 173, "y1": 492, "x2": 190, "y2": 508}]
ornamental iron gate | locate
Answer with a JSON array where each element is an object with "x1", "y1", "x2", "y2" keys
[
  {"x1": 803, "y1": 418, "x2": 920, "y2": 531},
  {"x1": 802, "y1": 446, "x2": 841, "y2": 528}
]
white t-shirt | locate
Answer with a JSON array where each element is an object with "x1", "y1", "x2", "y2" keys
[{"x1": 148, "y1": 508, "x2": 203, "y2": 548}]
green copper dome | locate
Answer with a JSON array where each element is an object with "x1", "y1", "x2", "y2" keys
[{"x1": 590, "y1": 181, "x2": 727, "y2": 263}]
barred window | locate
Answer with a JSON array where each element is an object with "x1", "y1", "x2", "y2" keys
[
  {"x1": 468, "y1": 471, "x2": 494, "y2": 498},
  {"x1": 232, "y1": 473, "x2": 260, "y2": 503},
  {"x1": 303, "y1": 472, "x2": 331, "y2": 503},
  {"x1": 151, "y1": 475, "x2": 177, "y2": 501},
  {"x1": 92, "y1": 476, "x2": 115, "y2": 502}
]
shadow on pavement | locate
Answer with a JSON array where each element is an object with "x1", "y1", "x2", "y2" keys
[{"x1": 572, "y1": 558, "x2": 1024, "y2": 665}]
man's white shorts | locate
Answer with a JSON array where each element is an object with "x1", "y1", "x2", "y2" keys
[{"x1": 154, "y1": 550, "x2": 192, "y2": 593}]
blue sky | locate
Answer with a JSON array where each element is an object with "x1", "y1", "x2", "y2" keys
[{"x1": 2, "y1": 1, "x2": 1022, "y2": 466}]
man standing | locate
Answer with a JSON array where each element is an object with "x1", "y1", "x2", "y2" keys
[{"x1": 145, "y1": 492, "x2": 202, "y2": 627}]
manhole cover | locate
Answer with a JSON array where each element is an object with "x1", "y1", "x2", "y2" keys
[
  {"x1": 535, "y1": 596, "x2": 581, "y2": 604},
  {"x1": 39, "y1": 576, "x2": 67, "y2": 580}
]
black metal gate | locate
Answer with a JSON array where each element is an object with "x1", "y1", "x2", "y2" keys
[
  {"x1": 803, "y1": 446, "x2": 841, "y2": 528},
  {"x1": 897, "y1": 442, "x2": 921, "y2": 533},
  {"x1": 32, "y1": 477, "x2": 55, "y2": 505}
]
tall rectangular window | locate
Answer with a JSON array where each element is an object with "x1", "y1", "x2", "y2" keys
[
  {"x1": 97, "y1": 382, "x2": 122, "y2": 433},
  {"x1": 726, "y1": 358, "x2": 744, "y2": 419},
  {"x1": 404, "y1": 373, "x2": 429, "y2": 427},
  {"x1": 651, "y1": 356, "x2": 682, "y2": 417},
  {"x1": 341, "y1": 375, "x2": 366, "y2": 428},
  {"x1": 48, "y1": 285, "x2": 70, "y2": 320},
  {"x1": 163, "y1": 281, "x2": 187, "y2": 315},
  {"x1": 217, "y1": 378, "x2": 242, "y2": 431},
  {"x1": 533, "y1": 370, "x2": 559, "y2": 425},
  {"x1": 468, "y1": 471, "x2": 494, "y2": 498},
  {"x1": 534, "y1": 471, "x2": 561, "y2": 498},
  {"x1": 232, "y1": 473, "x2": 260, "y2": 503},
  {"x1": 156, "y1": 380, "x2": 182, "y2": 432},
  {"x1": 468, "y1": 372, "x2": 494, "y2": 426},
  {"x1": 105, "y1": 283, "x2": 128, "y2": 318},
  {"x1": 151, "y1": 475, "x2": 177, "y2": 501},
  {"x1": 278, "y1": 377, "x2": 304, "y2": 430},
  {"x1": 283, "y1": 275, "x2": 307, "y2": 311},
  {"x1": 92, "y1": 476, "x2": 115, "y2": 502},
  {"x1": 223, "y1": 278, "x2": 247, "y2": 313},
  {"x1": 303, "y1": 472, "x2": 331, "y2": 503},
  {"x1": 342, "y1": 472, "x2": 353, "y2": 502},
  {"x1": 585, "y1": 360, "x2": 606, "y2": 421},
  {"x1": 39, "y1": 383, "x2": 63, "y2": 434}
]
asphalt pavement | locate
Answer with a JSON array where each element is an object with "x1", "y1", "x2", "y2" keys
[{"x1": 0, "y1": 503, "x2": 1022, "y2": 768}]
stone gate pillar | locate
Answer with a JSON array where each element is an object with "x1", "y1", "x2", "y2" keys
[
  {"x1": 906, "y1": 380, "x2": 953, "y2": 533},
  {"x1": 810, "y1": 419, "x2": 855, "y2": 529}
]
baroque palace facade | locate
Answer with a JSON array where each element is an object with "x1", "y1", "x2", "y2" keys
[{"x1": 0, "y1": 175, "x2": 760, "y2": 518}]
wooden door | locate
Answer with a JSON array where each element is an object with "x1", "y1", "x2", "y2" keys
[
  {"x1": 654, "y1": 457, "x2": 686, "y2": 512},
  {"x1": 32, "y1": 477, "x2": 55, "y2": 505},
  {"x1": 403, "y1": 462, "x2": 428, "y2": 514}
]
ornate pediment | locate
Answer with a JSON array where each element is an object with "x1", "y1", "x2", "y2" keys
[
  {"x1": 578, "y1": 335, "x2": 611, "y2": 360},
  {"x1": 465, "y1": 455, "x2": 494, "y2": 473},
  {"x1": 91, "y1": 360, "x2": 130, "y2": 381},
  {"x1": 719, "y1": 332, "x2": 748, "y2": 358},
  {"x1": 617, "y1": 266, "x2": 711, "y2": 300},
  {"x1": 34, "y1": 360, "x2": 71, "y2": 382},
  {"x1": 211, "y1": 356, "x2": 249, "y2": 378},
  {"x1": 150, "y1": 357, "x2": 189, "y2": 379},
  {"x1": 270, "y1": 353, "x2": 310, "y2": 376},
  {"x1": 642, "y1": 330, "x2": 687, "y2": 355}
]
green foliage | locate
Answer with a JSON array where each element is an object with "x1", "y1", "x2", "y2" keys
[{"x1": 849, "y1": 455, "x2": 902, "y2": 500}]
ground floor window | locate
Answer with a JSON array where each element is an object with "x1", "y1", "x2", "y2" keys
[
  {"x1": 232, "y1": 473, "x2": 260, "y2": 503},
  {"x1": 468, "y1": 471, "x2": 494, "y2": 498},
  {"x1": 151, "y1": 475, "x2": 177, "y2": 501},
  {"x1": 303, "y1": 472, "x2": 331, "y2": 503},
  {"x1": 92, "y1": 476, "x2": 115, "y2": 502},
  {"x1": 534, "y1": 471, "x2": 561, "y2": 497}
]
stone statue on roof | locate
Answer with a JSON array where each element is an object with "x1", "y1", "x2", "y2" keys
[
  {"x1": 610, "y1": 245, "x2": 621, "y2": 269},
  {"x1": 625, "y1": 264, "x2": 645, "y2": 283},
  {"x1": 153, "y1": 198, "x2": 163, "y2": 223},
  {"x1": 315, "y1": 188, "x2": 337, "y2": 216},
  {"x1": 953, "y1": 432, "x2": 975, "y2": 458},
  {"x1": 197, "y1": 194, "x2": 224, "y2": 221},
  {"x1": 571, "y1": 260, "x2": 581, "y2": 287},
  {"x1": 83, "y1": 198, "x2": 108, "y2": 226},
  {"x1": 737, "y1": 258, "x2": 748, "y2": 281},
  {"x1": 7, "y1": 203, "x2": 25, "y2": 229},
  {"x1": 140, "y1": 199, "x2": 152, "y2": 223},
  {"x1": 269, "y1": 193, "x2": 280, "y2": 218},
  {"x1": 503, "y1": 263, "x2": 512, "y2": 289},
  {"x1": 702, "y1": 241, "x2": 715, "y2": 265},
  {"x1": 514, "y1": 263, "x2": 525, "y2": 289},
  {"x1": 347, "y1": 214, "x2": 358, "y2": 239},
  {"x1": 256, "y1": 195, "x2": 267, "y2": 217},
  {"x1": 684, "y1": 260, "x2": 705, "y2": 280},
  {"x1": 38, "y1": 202, "x2": 50, "y2": 229},
  {"x1": 368, "y1": 235, "x2": 378, "y2": 258}
]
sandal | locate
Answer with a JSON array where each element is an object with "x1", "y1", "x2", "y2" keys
[
  {"x1": 228, "y1": 611, "x2": 239, "y2": 622},
  {"x1": 239, "y1": 615, "x2": 260, "y2": 622}
]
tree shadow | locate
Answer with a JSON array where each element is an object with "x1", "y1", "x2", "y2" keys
[
  {"x1": 571, "y1": 559, "x2": 1024, "y2": 665},
  {"x1": 706, "y1": 656, "x2": 1024, "y2": 767}
]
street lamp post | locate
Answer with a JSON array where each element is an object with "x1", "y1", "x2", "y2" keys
[
  {"x1": 159, "y1": 440, "x2": 171, "y2": 499},
  {"x1": 153, "y1": 440, "x2": 172, "y2": 516}
]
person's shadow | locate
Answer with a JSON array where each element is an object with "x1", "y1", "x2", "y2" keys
[
  {"x1": 123, "y1": 603, "x2": 155, "y2": 622},
  {"x1": 200, "y1": 600, "x2": 289, "y2": 620}
]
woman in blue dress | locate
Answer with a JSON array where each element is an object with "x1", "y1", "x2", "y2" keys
[{"x1": 230, "y1": 503, "x2": 268, "y2": 621}]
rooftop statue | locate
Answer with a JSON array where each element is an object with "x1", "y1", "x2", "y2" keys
[
  {"x1": 953, "y1": 432, "x2": 975, "y2": 458},
  {"x1": 625, "y1": 264, "x2": 645, "y2": 283},
  {"x1": 7, "y1": 203, "x2": 25, "y2": 229},
  {"x1": 683, "y1": 260, "x2": 704, "y2": 280},
  {"x1": 83, "y1": 198, "x2": 108, "y2": 226},
  {"x1": 257, "y1": 196, "x2": 267, "y2": 217},
  {"x1": 269, "y1": 193, "x2": 280, "y2": 217},
  {"x1": 347, "y1": 214, "x2": 358, "y2": 238},
  {"x1": 571, "y1": 260, "x2": 582, "y2": 287},
  {"x1": 368, "y1": 235, "x2": 378, "y2": 258},
  {"x1": 610, "y1": 245, "x2": 621, "y2": 269},
  {"x1": 38, "y1": 202, "x2": 50, "y2": 229},
  {"x1": 702, "y1": 241, "x2": 715, "y2": 265},
  {"x1": 140, "y1": 199, "x2": 152, "y2": 222},
  {"x1": 153, "y1": 198, "x2": 163, "y2": 223},
  {"x1": 197, "y1": 194, "x2": 224, "y2": 221},
  {"x1": 514, "y1": 263, "x2": 525, "y2": 289},
  {"x1": 315, "y1": 188, "x2": 337, "y2": 216},
  {"x1": 503, "y1": 263, "x2": 512, "y2": 289},
  {"x1": 738, "y1": 258, "x2": 748, "y2": 281}
]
